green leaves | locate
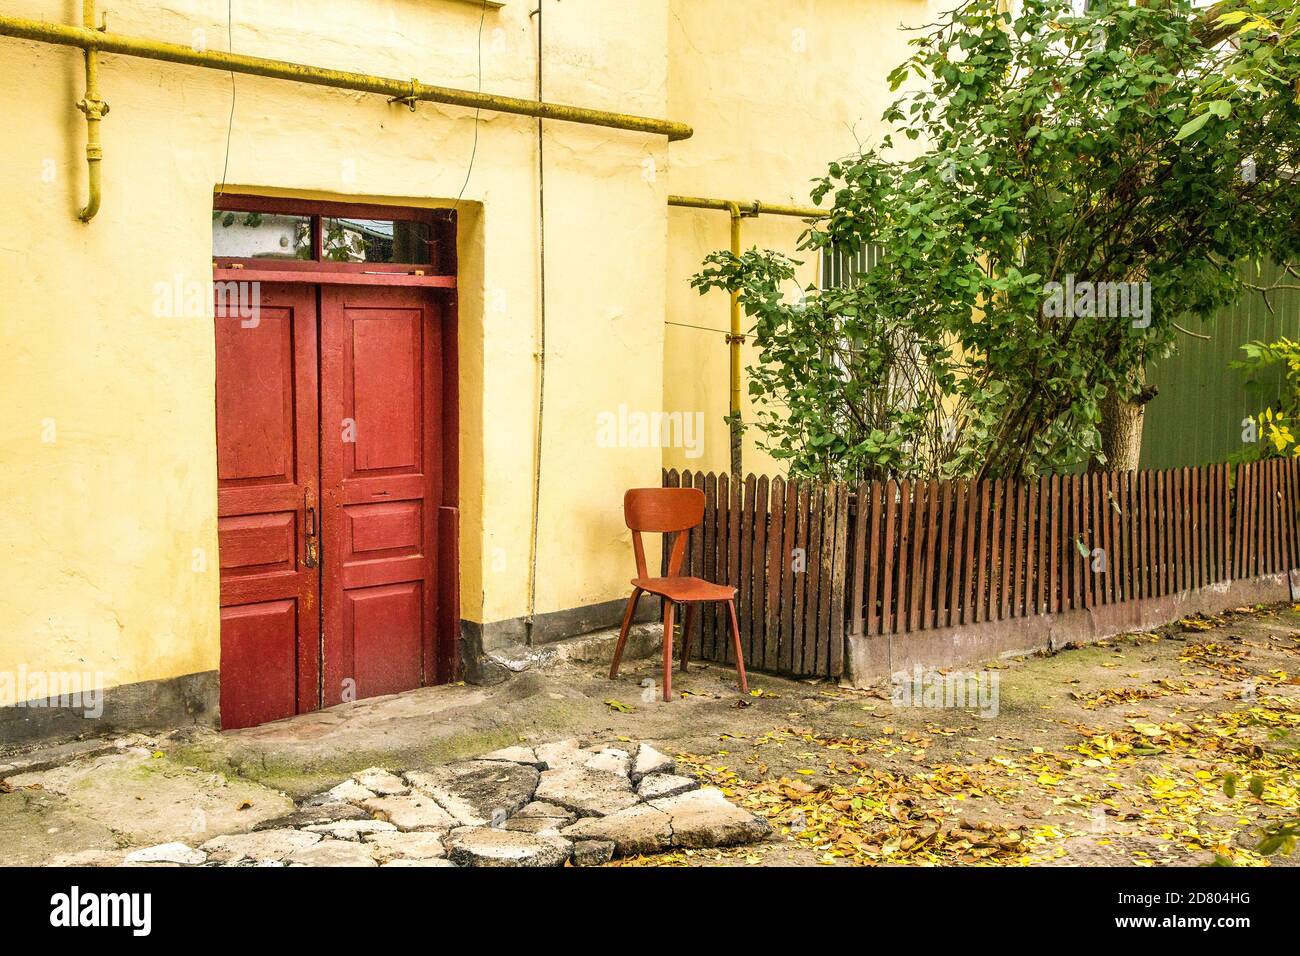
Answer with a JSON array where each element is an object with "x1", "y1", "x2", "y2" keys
[
  {"x1": 690, "y1": 0, "x2": 1300, "y2": 481},
  {"x1": 1177, "y1": 99, "x2": 1233, "y2": 141},
  {"x1": 1174, "y1": 111, "x2": 1212, "y2": 141}
]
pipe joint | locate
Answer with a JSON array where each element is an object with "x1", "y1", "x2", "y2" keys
[{"x1": 77, "y1": 96, "x2": 109, "y2": 120}]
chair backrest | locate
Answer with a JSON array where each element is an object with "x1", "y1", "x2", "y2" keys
[{"x1": 624, "y1": 487, "x2": 704, "y2": 579}]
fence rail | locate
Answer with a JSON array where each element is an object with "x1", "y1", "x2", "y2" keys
[{"x1": 663, "y1": 459, "x2": 1300, "y2": 679}]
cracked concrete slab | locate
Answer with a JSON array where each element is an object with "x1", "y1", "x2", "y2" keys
[
  {"x1": 562, "y1": 802, "x2": 675, "y2": 855},
  {"x1": 362, "y1": 793, "x2": 457, "y2": 831},
  {"x1": 363, "y1": 830, "x2": 448, "y2": 863},
  {"x1": 404, "y1": 760, "x2": 540, "y2": 826},
  {"x1": 0, "y1": 735, "x2": 769, "y2": 867},
  {"x1": 200, "y1": 828, "x2": 321, "y2": 864},
  {"x1": 636, "y1": 772, "x2": 699, "y2": 801},
  {"x1": 534, "y1": 766, "x2": 642, "y2": 817},
  {"x1": 648, "y1": 787, "x2": 773, "y2": 848},
  {"x1": 446, "y1": 826, "x2": 571, "y2": 867}
]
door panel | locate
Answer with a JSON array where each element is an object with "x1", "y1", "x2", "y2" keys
[
  {"x1": 219, "y1": 601, "x2": 299, "y2": 730},
  {"x1": 320, "y1": 286, "x2": 444, "y2": 706},
  {"x1": 215, "y1": 284, "x2": 321, "y2": 729},
  {"x1": 346, "y1": 582, "x2": 425, "y2": 698}
]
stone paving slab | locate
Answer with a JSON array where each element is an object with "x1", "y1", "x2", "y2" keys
[
  {"x1": 446, "y1": 827, "x2": 570, "y2": 867},
  {"x1": 405, "y1": 760, "x2": 539, "y2": 826},
  {"x1": 304, "y1": 819, "x2": 398, "y2": 841},
  {"x1": 124, "y1": 842, "x2": 207, "y2": 866},
  {"x1": 630, "y1": 744, "x2": 674, "y2": 782},
  {"x1": 123, "y1": 739, "x2": 770, "y2": 868},
  {"x1": 353, "y1": 768, "x2": 409, "y2": 796},
  {"x1": 200, "y1": 828, "x2": 321, "y2": 864},
  {"x1": 255, "y1": 802, "x2": 370, "y2": 830},
  {"x1": 561, "y1": 802, "x2": 674, "y2": 856},
  {"x1": 648, "y1": 788, "x2": 773, "y2": 849},
  {"x1": 636, "y1": 772, "x2": 699, "y2": 801},
  {"x1": 362, "y1": 793, "x2": 457, "y2": 831},
  {"x1": 287, "y1": 839, "x2": 378, "y2": 867},
  {"x1": 363, "y1": 830, "x2": 448, "y2": 863},
  {"x1": 533, "y1": 766, "x2": 642, "y2": 818}
]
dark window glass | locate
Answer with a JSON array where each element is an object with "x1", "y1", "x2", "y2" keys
[{"x1": 321, "y1": 218, "x2": 433, "y2": 265}]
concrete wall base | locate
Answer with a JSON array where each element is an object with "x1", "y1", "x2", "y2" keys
[
  {"x1": 460, "y1": 594, "x2": 660, "y2": 683},
  {"x1": 846, "y1": 572, "x2": 1299, "y2": 687},
  {"x1": 0, "y1": 669, "x2": 219, "y2": 753}
]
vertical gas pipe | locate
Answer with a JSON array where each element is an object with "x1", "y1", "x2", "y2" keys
[
  {"x1": 726, "y1": 202, "x2": 743, "y2": 477},
  {"x1": 76, "y1": 0, "x2": 107, "y2": 222}
]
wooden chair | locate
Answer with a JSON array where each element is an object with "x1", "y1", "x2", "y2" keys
[{"x1": 609, "y1": 487, "x2": 748, "y2": 701}]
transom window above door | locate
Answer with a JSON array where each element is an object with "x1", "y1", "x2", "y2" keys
[{"x1": 212, "y1": 195, "x2": 457, "y2": 285}]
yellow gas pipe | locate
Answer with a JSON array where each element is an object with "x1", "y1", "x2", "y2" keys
[
  {"x1": 727, "y1": 202, "x2": 745, "y2": 478},
  {"x1": 76, "y1": 1, "x2": 107, "y2": 222},
  {"x1": 667, "y1": 194, "x2": 827, "y2": 477},
  {"x1": 0, "y1": 9, "x2": 694, "y2": 222}
]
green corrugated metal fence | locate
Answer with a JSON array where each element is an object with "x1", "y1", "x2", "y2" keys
[{"x1": 1141, "y1": 260, "x2": 1300, "y2": 469}]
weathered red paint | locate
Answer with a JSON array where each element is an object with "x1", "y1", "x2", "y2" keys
[
  {"x1": 319, "y1": 285, "x2": 448, "y2": 704},
  {"x1": 215, "y1": 283, "x2": 321, "y2": 729}
]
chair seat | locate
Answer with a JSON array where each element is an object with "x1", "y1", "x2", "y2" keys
[{"x1": 632, "y1": 576, "x2": 737, "y2": 602}]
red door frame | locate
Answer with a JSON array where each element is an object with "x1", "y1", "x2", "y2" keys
[{"x1": 213, "y1": 195, "x2": 460, "y2": 724}]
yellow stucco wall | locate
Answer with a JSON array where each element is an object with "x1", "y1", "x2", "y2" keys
[
  {"x1": 0, "y1": 0, "x2": 935, "y2": 706},
  {"x1": 664, "y1": 0, "x2": 937, "y2": 476},
  {"x1": 0, "y1": 0, "x2": 665, "y2": 696}
]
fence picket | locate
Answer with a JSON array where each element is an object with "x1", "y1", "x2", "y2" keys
[
  {"x1": 828, "y1": 482, "x2": 849, "y2": 677},
  {"x1": 866, "y1": 480, "x2": 883, "y2": 636},
  {"x1": 738, "y1": 476, "x2": 754, "y2": 664},
  {"x1": 751, "y1": 475, "x2": 768, "y2": 669},
  {"x1": 780, "y1": 478, "x2": 798, "y2": 673},
  {"x1": 881, "y1": 480, "x2": 898, "y2": 637}
]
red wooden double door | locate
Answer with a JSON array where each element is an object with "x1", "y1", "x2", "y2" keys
[{"x1": 215, "y1": 283, "x2": 455, "y2": 730}]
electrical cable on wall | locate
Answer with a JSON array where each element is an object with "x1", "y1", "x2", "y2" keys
[
  {"x1": 455, "y1": 0, "x2": 488, "y2": 204},
  {"x1": 525, "y1": 0, "x2": 547, "y2": 638},
  {"x1": 216, "y1": 0, "x2": 235, "y2": 196}
]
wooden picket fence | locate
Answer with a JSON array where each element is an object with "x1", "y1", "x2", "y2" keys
[
  {"x1": 663, "y1": 459, "x2": 1300, "y2": 679},
  {"x1": 662, "y1": 469, "x2": 849, "y2": 679}
]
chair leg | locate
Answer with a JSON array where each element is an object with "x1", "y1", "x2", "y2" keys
[
  {"x1": 662, "y1": 600, "x2": 675, "y2": 702},
  {"x1": 680, "y1": 603, "x2": 695, "y2": 672},
  {"x1": 726, "y1": 599, "x2": 749, "y2": 695},
  {"x1": 608, "y1": 588, "x2": 643, "y2": 679}
]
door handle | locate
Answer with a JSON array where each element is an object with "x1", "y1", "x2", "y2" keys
[{"x1": 304, "y1": 493, "x2": 320, "y2": 569}]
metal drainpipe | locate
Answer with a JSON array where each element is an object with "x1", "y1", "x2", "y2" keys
[
  {"x1": 666, "y1": 194, "x2": 827, "y2": 478},
  {"x1": 75, "y1": 1, "x2": 108, "y2": 222}
]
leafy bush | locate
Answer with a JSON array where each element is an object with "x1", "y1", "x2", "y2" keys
[{"x1": 694, "y1": 0, "x2": 1300, "y2": 481}]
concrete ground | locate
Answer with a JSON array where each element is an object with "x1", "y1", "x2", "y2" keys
[{"x1": 3, "y1": 606, "x2": 1299, "y2": 867}]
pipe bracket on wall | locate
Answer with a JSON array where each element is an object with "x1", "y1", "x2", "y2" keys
[{"x1": 388, "y1": 78, "x2": 421, "y2": 113}]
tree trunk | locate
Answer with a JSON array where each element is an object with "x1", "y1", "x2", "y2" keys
[{"x1": 1092, "y1": 367, "x2": 1158, "y2": 472}]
